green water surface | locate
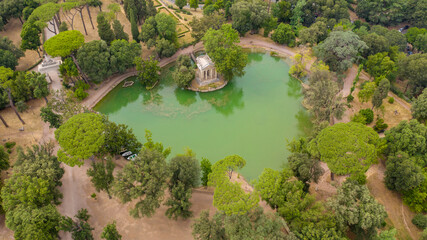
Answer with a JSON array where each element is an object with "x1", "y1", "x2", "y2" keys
[{"x1": 94, "y1": 52, "x2": 312, "y2": 180}]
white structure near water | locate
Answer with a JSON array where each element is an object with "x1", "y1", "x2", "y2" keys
[{"x1": 195, "y1": 55, "x2": 220, "y2": 86}]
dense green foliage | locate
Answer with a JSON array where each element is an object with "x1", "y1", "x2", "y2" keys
[
  {"x1": 309, "y1": 122, "x2": 381, "y2": 178},
  {"x1": 303, "y1": 64, "x2": 345, "y2": 123},
  {"x1": 271, "y1": 23, "x2": 295, "y2": 46},
  {"x1": 229, "y1": 0, "x2": 268, "y2": 35},
  {"x1": 208, "y1": 155, "x2": 259, "y2": 215},
  {"x1": 172, "y1": 55, "x2": 195, "y2": 88},
  {"x1": 109, "y1": 40, "x2": 141, "y2": 73},
  {"x1": 328, "y1": 180, "x2": 387, "y2": 238},
  {"x1": 412, "y1": 89, "x2": 427, "y2": 123},
  {"x1": 192, "y1": 208, "x2": 288, "y2": 240},
  {"x1": 55, "y1": 113, "x2": 105, "y2": 167},
  {"x1": 61, "y1": 208, "x2": 94, "y2": 240},
  {"x1": 113, "y1": 132, "x2": 170, "y2": 218},
  {"x1": 44, "y1": 30, "x2": 85, "y2": 58},
  {"x1": 1, "y1": 143, "x2": 64, "y2": 240},
  {"x1": 0, "y1": 145, "x2": 9, "y2": 172},
  {"x1": 101, "y1": 221, "x2": 122, "y2": 240},
  {"x1": 77, "y1": 40, "x2": 111, "y2": 82},
  {"x1": 112, "y1": 19, "x2": 129, "y2": 41},
  {"x1": 97, "y1": 14, "x2": 115, "y2": 45},
  {"x1": 203, "y1": 24, "x2": 247, "y2": 81},
  {"x1": 189, "y1": 13, "x2": 225, "y2": 43},
  {"x1": 315, "y1": 31, "x2": 367, "y2": 73}
]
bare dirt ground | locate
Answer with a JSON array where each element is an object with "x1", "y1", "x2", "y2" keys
[
  {"x1": 0, "y1": 18, "x2": 42, "y2": 71},
  {"x1": 366, "y1": 162, "x2": 421, "y2": 240}
]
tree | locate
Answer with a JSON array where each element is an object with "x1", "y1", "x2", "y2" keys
[
  {"x1": 155, "y1": 13, "x2": 177, "y2": 41},
  {"x1": 109, "y1": 40, "x2": 141, "y2": 73},
  {"x1": 190, "y1": 0, "x2": 198, "y2": 10},
  {"x1": 102, "y1": 116, "x2": 142, "y2": 156},
  {"x1": 55, "y1": 113, "x2": 105, "y2": 167},
  {"x1": 189, "y1": 13, "x2": 225, "y2": 43},
  {"x1": 298, "y1": 21, "x2": 328, "y2": 46},
  {"x1": 0, "y1": 50, "x2": 18, "y2": 71},
  {"x1": 414, "y1": 33, "x2": 427, "y2": 53},
  {"x1": 192, "y1": 208, "x2": 288, "y2": 240},
  {"x1": 328, "y1": 180, "x2": 387, "y2": 238},
  {"x1": 77, "y1": 40, "x2": 112, "y2": 82},
  {"x1": 0, "y1": 36, "x2": 24, "y2": 61},
  {"x1": 200, "y1": 158, "x2": 212, "y2": 187},
  {"x1": 87, "y1": 157, "x2": 115, "y2": 198},
  {"x1": 372, "y1": 78, "x2": 390, "y2": 109},
  {"x1": 27, "y1": 2, "x2": 61, "y2": 35},
  {"x1": 45, "y1": 89, "x2": 85, "y2": 122},
  {"x1": 4, "y1": 204, "x2": 62, "y2": 240},
  {"x1": 155, "y1": 38, "x2": 176, "y2": 58},
  {"x1": 166, "y1": 153, "x2": 200, "y2": 219},
  {"x1": 309, "y1": 122, "x2": 381, "y2": 179},
  {"x1": 385, "y1": 152, "x2": 425, "y2": 193},
  {"x1": 362, "y1": 33, "x2": 390, "y2": 57},
  {"x1": 61, "y1": 208, "x2": 94, "y2": 240},
  {"x1": 303, "y1": 65, "x2": 345, "y2": 123},
  {"x1": 192, "y1": 210, "x2": 226, "y2": 240},
  {"x1": 112, "y1": 134, "x2": 169, "y2": 218},
  {"x1": 288, "y1": 152, "x2": 324, "y2": 184},
  {"x1": 356, "y1": 0, "x2": 407, "y2": 26},
  {"x1": 203, "y1": 24, "x2": 248, "y2": 81},
  {"x1": 26, "y1": 71, "x2": 49, "y2": 103},
  {"x1": 146, "y1": 0, "x2": 156, "y2": 17},
  {"x1": 129, "y1": 9, "x2": 140, "y2": 43},
  {"x1": 208, "y1": 155, "x2": 259, "y2": 215},
  {"x1": 176, "y1": 0, "x2": 186, "y2": 9},
  {"x1": 366, "y1": 52, "x2": 396, "y2": 80},
  {"x1": 385, "y1": 29, "x2": 407, "y2": 52},
  {"x1": 0, "y1": 66, "x2": 25, "y2": 124},
  {"x1": 140, "y1": 16, "x2": 157, "y2": 47},
  {"x1": 412, "y1": 89, "x2": 427, "y2": 123},
  {"x1": 101, "y1": 221, "x2": 122, "y2": 240},
  {"x1": 385, "y1": 120, "x2": 427, "y2": 163},
  {"x1": 112, "y1": 19, "x2": 129, "y2": 41},
  {"x1": 172, "y1": 55, "x2": 195, "y2": 88},
  {"x1": 314, "y1": 31, "x2": 368, "y2": 73},
  {"x1": 0, "y1": 145, "x2": 9, "y2": 171},
  {"x1": 97, "y1": 14, "x2": 115, "y2": 45},
  {"x1": 14, "y1": 143, "x2": 64, "y2": 203},
  {"x1": 398, "y1": 54, "x2": 427, "y2": 95},
  {"x1": 271, "y1": 23, "x2": 295, "y2": 46},
  {"x1": 272, "y1": 0, "x2": 291, "y2": 23},
  {"x1": 135, "y1": 56, "x2": 160, "y2": 88},
  {"x1": 230, "y1": 0, "x2": 269, "y2": 35},
  {"x1": 43, "y1": 30, "x2": 88, "y2": 83},
  {"x1": 358, "y1": 82, "x2": 376, "y2": 103}
]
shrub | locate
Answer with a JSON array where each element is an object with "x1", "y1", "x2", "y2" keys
[
  {"x1": 347, "y1": 94, "x2": 354, "y2": 103},
  {"x1": 373, "y1": 118, "x2": 388, "y2": 132},
  {"x1": 359, "y1": 108, "x2": 374, "y2": 124},
  {"x1": 4, "y1": 142, "x2": 16, "y2": 149},
  {"x1": 74, "y1": 87, "x2": 89, "y2": 101},
  {"x1": 351, "y1": 113, "x2": 367, "y2": 125},
  {"x1": 412, "y1": 214, "x2": 427, "y2": 230},
  {"x1": 16, "y1": 101, "x2": 28, "y2": 112},
  {"x1": 7, "y1": 149, "x2": 12, "y2": 154},
  {"x1": 388, "y1": 97, "x2": 394, "y2": 104}
]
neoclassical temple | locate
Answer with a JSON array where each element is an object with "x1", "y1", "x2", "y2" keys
[{"x1": 195, "y1": 55, "x2": 220, "y2": 86}]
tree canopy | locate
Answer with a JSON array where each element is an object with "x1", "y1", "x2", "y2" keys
[
  {"x1": 309, "y1": 122, "x2": 381, "y2": 177},
  {"x1": 44, "y1": 30, "x2": 85, "y2": 57},
  {"x1": 412, "y1": 89, "x2": 427, "y2": 123},
  {"x1": 203, "y1": 24, "x2": 248, "y2": 81},
  {"x1": 55, "y1": 113, "x2": 105, "y2": 167},
  {"x1": 314, "y1": 31, "x2": 367, "y2": 73}
]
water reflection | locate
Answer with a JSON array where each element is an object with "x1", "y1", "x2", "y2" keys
[
  {"x1": 98, "y1": 81, "x2": 140, "y2": 115},
  {"x1": 247, "y1": 53, "x2": 263, "y2": 64},
  {"x1": 295, "y1": 109, "x2": 313, "y2": 137},
  {"x1": 175, "y1": 88, "x2": 197, "y2": 107},
  {"x1": 199, "y1": 81, "x2": 244, "y2": 116},
  {"x1": 286, "y1": 76, "x2": 303, "y2": 99}
]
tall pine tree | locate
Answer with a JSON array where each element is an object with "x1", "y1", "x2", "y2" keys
[
  {"x1": 112, "y1": 20, "x2": 129, "y2": 41},
  {"x1": 130, "y1": 9, "x2": 140, "y2": 43},
  {"x1": 97, "y1": 14, "x2": 115, "y2": 45}
]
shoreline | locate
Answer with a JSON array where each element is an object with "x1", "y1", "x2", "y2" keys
[{"x1": 83, "y1": 37, "x2": 301, "y2": 110}]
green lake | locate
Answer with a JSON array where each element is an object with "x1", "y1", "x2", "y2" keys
[{"x1": 94, "y1": 52, "x2": 312, "y2": 180}]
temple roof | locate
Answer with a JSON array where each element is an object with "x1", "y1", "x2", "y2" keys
[{"x1": 196, "y1": 55, "x2": 214, "y2": 71}]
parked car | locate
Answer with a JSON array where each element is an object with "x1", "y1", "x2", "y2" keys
[
  {"x1": 127, "y1": 154, "x2": 137, "y2": 161},
  {"x1": 120, "y1": 151, "x2": 133, "y2": 158}
]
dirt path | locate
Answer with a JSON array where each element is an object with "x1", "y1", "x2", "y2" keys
[{"x1": 366, "y1": 163, "x2": 421, "y2": 240}]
